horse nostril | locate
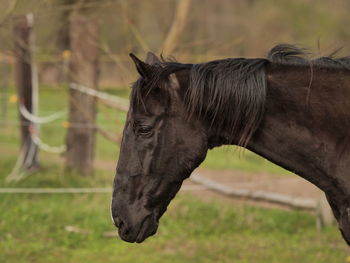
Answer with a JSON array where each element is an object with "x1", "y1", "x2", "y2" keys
[
  {"x1": 137, "y1": 190, "x2": 144, "y2": 200},
  {"x1": 113, "y1": 216, "x2": 123, "y2": 228},
  {"x1": 117, "y1": 219, "x2": 131, "y2": 239},
  {"x1": 122, "y1": 225, "x2": 130, "y2": 236}
]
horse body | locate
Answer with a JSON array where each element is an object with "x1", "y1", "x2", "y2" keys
[
  {"x1": 250, "y1": 63, "x2": 350, "y2": 242},
  {"x1": 112, "y1": 45, "x2": 350, "y2": 245}
]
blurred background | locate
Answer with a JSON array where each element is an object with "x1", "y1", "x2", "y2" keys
[{"x1": 1, "y1": 0, "x2": 350, "y2": 262}]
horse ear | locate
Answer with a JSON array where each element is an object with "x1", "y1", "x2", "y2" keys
[
  {"x1": 145, "y1": 52, "x2": 161, "y2": 65},
  {"x1": 129, "y1": 53, "x2": 153, "y2": 78}
]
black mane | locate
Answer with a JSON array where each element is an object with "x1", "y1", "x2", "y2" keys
[
  {"x1": 267, "y1": 44, "x2": 350, "y2": 69},
  {"x1": 186, "y1": 58, "x2": 267, "y2": 146},
  {"x1": 131, "y1": 44, "x2": 350, "y2": 146}
]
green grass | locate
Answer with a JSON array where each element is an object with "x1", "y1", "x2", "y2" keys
[
  {"x1": 0, "y1": 187, "x2": 347, "y2": 263},
  {"x1": 0, "y1": 158, "x2": 347, "y2": 262}
]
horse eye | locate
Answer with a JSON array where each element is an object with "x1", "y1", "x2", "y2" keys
[{"x1": 137, "y1": 126, "x2": 152, "y2": 135}]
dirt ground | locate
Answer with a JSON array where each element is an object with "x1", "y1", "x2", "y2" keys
[
  {"x1": 193, "y1": 168, "x2": 322, "y2": 199},
  {"x1": 180, "y1": 168, "x2": 323, "y2": 211}
]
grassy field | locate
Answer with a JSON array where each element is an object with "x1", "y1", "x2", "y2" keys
[
  {"x1": 0, "y1": 86, "x2": 348, "y2": 262},
  {"x1": 0, "y1": 173, "x2": 348, "y2": 263}
]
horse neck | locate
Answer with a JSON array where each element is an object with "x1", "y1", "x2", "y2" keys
[
  {"x1": 246, "y1": 63, "x2": 350, "y2": 201},
  {"x1": 202, "y1": 61, "x2": 350, "y2": 244}
]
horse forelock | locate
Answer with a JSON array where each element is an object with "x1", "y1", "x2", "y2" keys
[{"x1": 130, "y1": 62, "x2": 192, "y2": 114}]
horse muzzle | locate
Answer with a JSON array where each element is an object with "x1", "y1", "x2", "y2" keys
[{"x1": 112, "y1": 213, "x2": 158, "y2": 243}]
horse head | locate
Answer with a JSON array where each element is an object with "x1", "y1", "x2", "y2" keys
[{"x1": 111, "y1": 53, "x2": 208, "y2": 242}]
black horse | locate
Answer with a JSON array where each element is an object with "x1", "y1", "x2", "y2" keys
[{"x1": 111, "y1": 44, "x2": 350, "y2": 245}]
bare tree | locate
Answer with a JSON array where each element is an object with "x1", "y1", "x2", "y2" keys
[
  {"x1": 13, "y1": 14, "x2": 39, "y2": 172},
  {"x1": 65, "y1": 3, "x2": 99, "y2": 176},
  {"x1": 56, "y1": 0, "x2": 71, "y2": 52},
  {"x1": 160, "y1": 0, "x2": 191, "y2": 55}
]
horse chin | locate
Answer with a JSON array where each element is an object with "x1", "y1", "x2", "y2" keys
[
  {"x1": 118, "y1": 215, "x2": 159, "y2": 243},
  {"x1": 135, "y1": 220, "x2": 158, "y2": 243}
]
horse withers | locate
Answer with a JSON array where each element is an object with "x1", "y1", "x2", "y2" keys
[{"x1": 111, "y1": 45, "x2": 350, "y2": 244}]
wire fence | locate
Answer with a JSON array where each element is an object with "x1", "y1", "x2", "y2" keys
[
  {"x1": 0, "y1": 185, "x2": 206, "y2": 194},
  {"x1": 1, "y1": 65, "x2": 126, "y2": 179}
]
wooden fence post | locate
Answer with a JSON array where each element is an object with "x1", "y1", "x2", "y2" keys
[
  {"x1": 316, "y1": 193, "x2": 335, "y2": 230},
  {"x1": 0, "y1": 54, "x2": 8, "y2": 125},
  {"x1": 13, "y1": 14, "x2": 39, "y2": 171},
  {"x1": 65, "y1": 8, "x2": 98, "y2": 176}
]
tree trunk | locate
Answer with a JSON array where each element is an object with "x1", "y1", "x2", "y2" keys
[
  {"x1": 65, "y1": 9, "x2": 98, "y2": 176},
  {"x1": 56, "y1": 0, "x2": 71, "y2": 52},
  {"x1": 13, "y1": 14, "x2": 39, "y2": 171},
  {"x1": 160, "y1": 0, "x2": 191, "y2": 55},
  {"x1": 0, "y1": 56, "x2": 8, "y2": 125}
]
